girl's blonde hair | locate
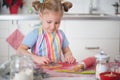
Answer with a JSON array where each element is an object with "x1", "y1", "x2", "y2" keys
[{"x1": 32, "y1": 0, "x2": 72, "y2": 13}]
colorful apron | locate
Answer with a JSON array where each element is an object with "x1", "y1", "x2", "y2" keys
[{"x1": 34, "y1": 27, "x2": 63, "y2": 62}]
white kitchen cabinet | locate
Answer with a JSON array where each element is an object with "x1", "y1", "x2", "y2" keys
[
  {"x1": 65, "y1": 20, "x2": 120, "y2": 61},
  {"x1": 69, "y1": 38, "x2": 119, "y2": 62},
  {"x1": 0, "y1": 21, "x2": 10, "y2": 63}
]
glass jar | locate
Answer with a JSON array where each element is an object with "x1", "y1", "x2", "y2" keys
[
  {"x1": 112, "y1": 54, "x2": 120, "y2": 73},
  {"x1": 95, "y1": 51, "x2": 110, "y2": 80},
  {"x1": 10, "y1": 54, "x2": 34, "y2": 80}
]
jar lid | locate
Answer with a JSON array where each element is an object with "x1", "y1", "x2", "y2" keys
[{"x1": 95, "y1": 51, "x2": 110, "y2": 60}]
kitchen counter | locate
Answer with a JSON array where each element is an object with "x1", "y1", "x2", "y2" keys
[
  {"x1": 0, "y1": 68, "x2": 96, "y2": 80},
  {"x1": 0, "y1": 14, "x2": 120, "y2": 21},
  {"x1": 0, "y1": 62, "x2": 96, "y2": 80}
]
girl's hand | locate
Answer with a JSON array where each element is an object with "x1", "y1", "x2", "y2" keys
[
  {"x1": 63, "y1": 47, "x2": 76, "y2": 64},
  {"x1": 33, "y1": 55, "x2": 50, "y2": 65},
  {"x1": 64, "y1": 55, "x2": 76, "y2": 64}
]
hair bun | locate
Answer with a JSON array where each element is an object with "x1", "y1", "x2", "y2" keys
[
  {"x1": 62, "y1": 1, "x2": 72, "y2": 12},
  {"x1": 32, "y1": 1, "x2": 41, "y2": 11}
]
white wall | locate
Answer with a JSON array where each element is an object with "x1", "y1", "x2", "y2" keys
[
  {"x1": 0, "y1": 0, "x2": 119, "y2": 15},
  {"x1": 67, "y1": 0, "x2": 118, "y2": 15}
]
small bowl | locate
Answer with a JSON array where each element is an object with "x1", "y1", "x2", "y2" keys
[{"x1": 100, "y1": 72, "x2": 120, "y2": 80}]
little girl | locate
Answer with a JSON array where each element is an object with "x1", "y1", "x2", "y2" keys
[{"x1": 17, "y1": 0, "x2": 76, "y2": 65}]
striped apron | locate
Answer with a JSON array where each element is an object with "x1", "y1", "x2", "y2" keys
[{"x1": 34, "y1": 27, "x2": 63, "y2": 62}]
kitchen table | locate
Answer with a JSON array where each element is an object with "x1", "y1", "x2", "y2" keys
[
  {"x1": 40, "y1": 62, "x2": 96, "y2": 80},
  {"x1": 0, "y1": 62, "x2": 96, "y2": 80}
]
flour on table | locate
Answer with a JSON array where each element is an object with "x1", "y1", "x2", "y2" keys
[{"x1": 11, "y1": 68, "x2": 33, "y2": 80}]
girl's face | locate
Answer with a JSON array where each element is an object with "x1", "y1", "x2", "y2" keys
[{"x1": 40, "y1": 10, "x2": 63, "y2": 33}]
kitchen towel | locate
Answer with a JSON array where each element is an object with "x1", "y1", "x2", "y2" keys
[{"x1": 6, "y1": 29, "x2": 24, "y2": 50}]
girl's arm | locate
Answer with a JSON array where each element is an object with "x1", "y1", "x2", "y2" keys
[
  {"x1": 17, "y1": 44, "x2": 50, "y2": 65},
  {"x1": 62, "y1": 46, "x2": 76, "y2": 64},
  {"x1": 17, "y1": 44, "x2": 31, "y2": 55}
]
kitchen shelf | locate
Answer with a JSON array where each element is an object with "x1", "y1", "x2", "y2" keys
[{"x1": 0, "y1": 14, "x2": 120, "y2": 21}]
